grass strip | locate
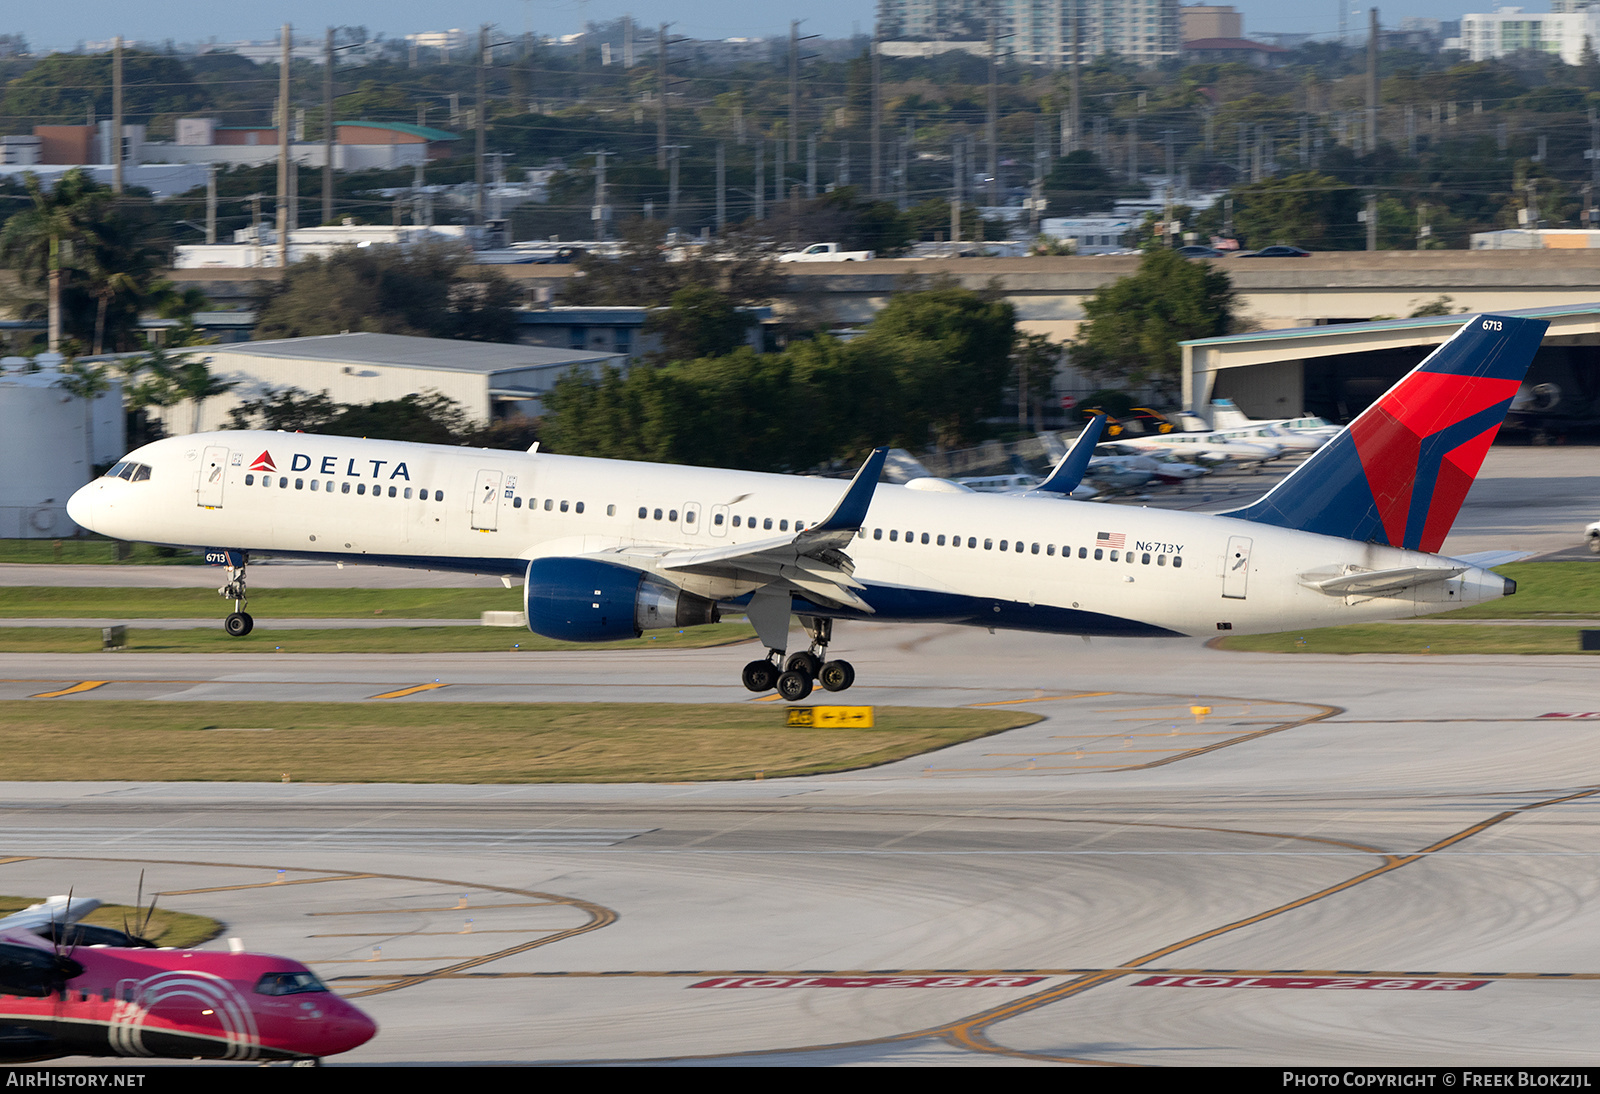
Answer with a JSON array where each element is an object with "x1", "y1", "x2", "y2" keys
[
  {"x1": 0, "y1": 539, "x2": 203, "y2": 565},
  {"x1": 1216, "y1": 623, "x2": 1600, "y2": 655},
  {"x1": 0, "y1": 701, "x2": 1037, "y2": 783},
  {"x1": 0, "y1": 896, "x2": 221, "y2": 949},
  {"x1": 0, "y1": 623, "x2": 756, "y2": 654},
  {"x1": 0, "y1": 586, "x2": 522, "y2": 619},
  {"x1": 1440, "y1": 562, "x2": 1600, "y2": 619}
]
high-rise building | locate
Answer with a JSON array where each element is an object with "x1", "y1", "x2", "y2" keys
[
  {"x1": 1459, "y1": 4, "x2": 1600, "y2": 65},
  {"x1": 876, "y1": 0, "x2": 1182, "y2": 67}
]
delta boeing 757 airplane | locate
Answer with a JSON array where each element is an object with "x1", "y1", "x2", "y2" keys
[{"x1": 68, "y1": 314, "x2": 1545, "y2": 701}]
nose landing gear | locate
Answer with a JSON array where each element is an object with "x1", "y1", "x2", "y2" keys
[{"x1": 219, "y1": 554, "x2": 253, "y2": 637}]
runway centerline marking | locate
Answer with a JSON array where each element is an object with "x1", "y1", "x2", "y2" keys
[{"x1": 27, "y1": 681, "x2": 108, "y2": 699}]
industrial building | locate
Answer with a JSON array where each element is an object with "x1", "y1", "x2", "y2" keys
[{"x1": 152, "y1": 333, "x2": 622, "y2": 436}]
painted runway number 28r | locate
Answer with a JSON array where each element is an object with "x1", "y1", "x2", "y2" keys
[{"x1": 1134, "y1": 975, "x2": 1488, "y2": 991}]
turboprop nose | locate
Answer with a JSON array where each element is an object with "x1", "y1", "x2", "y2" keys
[{"x1": 66, "y1": 482, "x2": 96, "y2": 531}]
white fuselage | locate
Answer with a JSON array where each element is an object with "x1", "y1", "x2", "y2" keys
[{"x1": 69, "y1": 431, "x2": 1508, "y2": 639}]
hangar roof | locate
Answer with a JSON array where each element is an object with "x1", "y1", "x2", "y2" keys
[{"x1": 211, "y1": 333, "x2": 618, "y2": 375}]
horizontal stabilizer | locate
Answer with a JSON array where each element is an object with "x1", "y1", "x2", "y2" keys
[{"x1": 1298, "y1": 565, "x2": 1465, "y2": 597}]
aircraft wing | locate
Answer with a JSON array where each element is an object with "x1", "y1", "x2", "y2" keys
[
  {"x1": 582, "y1": 444, "x2": 889, "y2": 614},
  {"x1": 655, "y1": 447, "x2": 888, "y2": 612},
  {"x1": 0, "y1": 896, "x2": 99, "y2": 936}
]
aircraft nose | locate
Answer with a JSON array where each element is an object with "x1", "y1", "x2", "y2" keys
[
  {"x1": 320, "y1": 998, "x2": 378, "y2": 1055},
  {"x1": 66, "y1": 482, "x2": 95, "y2": 531}
]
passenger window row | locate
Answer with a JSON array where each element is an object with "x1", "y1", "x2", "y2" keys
[
  {"x1": 863, "y1": 527, "x2": 1182, "y2": 568},
  {"x1": 244, "y1": 473, "x2": 442, "y2": 502},
  {"x1": 516, "y1": 497, "x2": 586, "y2": 514}
]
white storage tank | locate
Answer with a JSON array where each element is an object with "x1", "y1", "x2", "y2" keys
[{"x1": 0, "y1": 358, "x2": 124, "y2": 538}]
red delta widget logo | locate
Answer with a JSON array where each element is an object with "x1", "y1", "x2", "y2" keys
[{"x1": 248, "y1": 450, "x2": 411, "y2": 481}]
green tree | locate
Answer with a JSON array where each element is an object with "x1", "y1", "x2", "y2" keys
[
  {"x1": 646, "y1": 284, "x2": 751, "y2": 361},
  {"x1": 853, "y1": 281, "x2": 1016, "y2": 448},
  {"x1": 0, "y1": 169, "x2": 161, "y2": 353},
  {"x1": 1209, "y1": 172, "x2": 1364, "y2": 251},
  {"x1": 1042, "y1": 151, "x2": 1141, "y2": 216},
  {"x1": 0, "y1": 52, "x2": 211, "y2": 138},
  {"x1": 1070, "y1": 248, "x2": 1235, "y2": 403},
  {"x1": 253, "y1": 245, "x2": 521, "y2": 342}
]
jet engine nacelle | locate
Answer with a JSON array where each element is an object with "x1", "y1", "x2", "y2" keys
[{"x1": 523, "y1": 557, "x2": 721, "y2": 642}]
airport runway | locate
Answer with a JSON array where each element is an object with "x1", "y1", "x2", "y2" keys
[{"x1": 4, "y1": 624, "x2": 1600, "y2": 1066}]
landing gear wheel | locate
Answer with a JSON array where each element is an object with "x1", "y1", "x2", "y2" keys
[
  {"x1": 1590, "y1": 535, "x2": 1600, "y2": 555},
  {"x1": 784, "y1": 651, "x2": 822, "y2": 678},
  {"x1": 224, "y1": 611, "x2": 254, "y2": 637},
  {"x1": 776, "y1": 670, "x2": 814, "y2": 702},
  {"x1": 819, "y1": 660, "x2": 855, "y2": 692},
  {"x1": 741, "y1": 660, "x2": 778, "y2": 693}
]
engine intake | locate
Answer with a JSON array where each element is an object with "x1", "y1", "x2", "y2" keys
[{"x1": 524, "y1": 557, "x2": 720, "y2": 643}]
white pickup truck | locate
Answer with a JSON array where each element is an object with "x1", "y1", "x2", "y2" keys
[{"x1": 777, "y1": 242, "x2": 876, "y2": 262}]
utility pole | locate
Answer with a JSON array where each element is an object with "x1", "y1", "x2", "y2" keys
[
  {"x1": 1589, "y1": 107, "x2": 1600, "y2": 226},
  {"x1": 1365, "y1": 192, "x2": 1378, "y2": 251},
  {"x1": 205, "y1": 165, "x2": 216, "y2": 243},
  {"x1": 1416, "y1": 202, "x2": 1430, "y2": 249},
  {"x1": 987, "y1": 13, "x2": 999, "y2": 207},
  {"x1": 1366, "y1": 7, "x2": 1379, "y2": 155},
  {"x1": 755, "y1": 142, "x2": 764, "y2": 220},
  {"x1": 324, "y1": 27, "x2": 336, "y2": 225},
  {"x1": 111, "y1": 36, "x2": 123, "y2": 193},
  {"x1": 475, "y1": 25, "x2": 488, "y2": 225},
  {"x1": 806, "y1": 133, "x2": 817, "y2": 199},
  {"x1": 592, "y1": 150, "x2": 611, "y2": 240},
  {"x1": 789, "y1": 22, "x2": 800, "y2": 162},
  {"x1": 657, "y1": 24, "x2": 669, "y2": 169},
  {"x1": 951, "y1": 138, "x2": 963, "y2": 251},
  {"x1": 870, "y1": 30, "x2": 882, "y2": 197},
  {"x1": 774, "y1": 138, "x2": 784, "y2": 210},
  {"x1": 276, "y1": 24, "x2": 291, "y2": 271},
  {"x1": 1068, "y1": 5, "x2": 1080, "y2": 153},
  {"x1": 715, "y1": 142, "x2": 726, "y2": 233},
  {"x1": 668, "y1": 144, "x2": 681, "y2": 229}
]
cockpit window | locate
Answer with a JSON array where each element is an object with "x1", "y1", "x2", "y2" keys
[
  {"x1": 104, "y1": 462, "x2": 152, "y2": 482},
  {"x1": 254, "y1": 971, "x2": 329, "y2": 996}
]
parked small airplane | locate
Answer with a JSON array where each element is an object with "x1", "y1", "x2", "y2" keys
[{"x1": 0, "y1": 894, "x2": 376, "y2": 1064}]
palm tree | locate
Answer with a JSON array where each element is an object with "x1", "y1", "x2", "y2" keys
[
  {"x1": 0, "y1": 170, "x2": 107, "y2": 351},
  {"x1": 0, "y1": 168, "x2": 157, "y2": 355}
]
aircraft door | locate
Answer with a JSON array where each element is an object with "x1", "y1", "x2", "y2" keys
[
  {"x1": 471, "y1": 470, "x2": 503, "y2": 531},
  {"x1": 1222, "y1": 535, "x2": 1253, "y2": 599},
  {"x1": 709, "y1": 504, "x2": 729, "y2": 537},
  {"x1": 682, "y1": 502, "x2": 701, "y2": 535},
  {"x1": 197, "y1": 446, "x2": 229, "y2": 508}
]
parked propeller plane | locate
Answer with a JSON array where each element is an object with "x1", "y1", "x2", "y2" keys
[{"x1": 0, "y1": 895, "x2": 377, "y2": 1064}]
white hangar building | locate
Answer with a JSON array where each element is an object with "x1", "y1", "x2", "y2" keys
[{"x1": 156, "y1": 333, "x2": 621, "y2": 436}]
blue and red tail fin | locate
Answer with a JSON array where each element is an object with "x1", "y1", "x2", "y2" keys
[{"x1": 1228, "y1": 314, "x2": 1546, "y2": 552}]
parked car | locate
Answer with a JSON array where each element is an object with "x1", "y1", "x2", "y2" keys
[
  {"x1": 1175, "y1": 245, "x2": 1225, "y2": 257},
  {"x1": 1239, "y1": 245, "x2": 1313, "y2": 257}
]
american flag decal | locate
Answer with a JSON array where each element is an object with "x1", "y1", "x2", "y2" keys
[{"x1": 1097, "y1": 531, "x2": 1126, "y2": 548}]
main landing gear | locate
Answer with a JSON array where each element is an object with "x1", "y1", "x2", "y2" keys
[
  {"x1": 219, "y1": 554, "x2": 253, "y2": 637},
  {"x1": 741, "y1": 616, "x2": 855, "y2": 702}
]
